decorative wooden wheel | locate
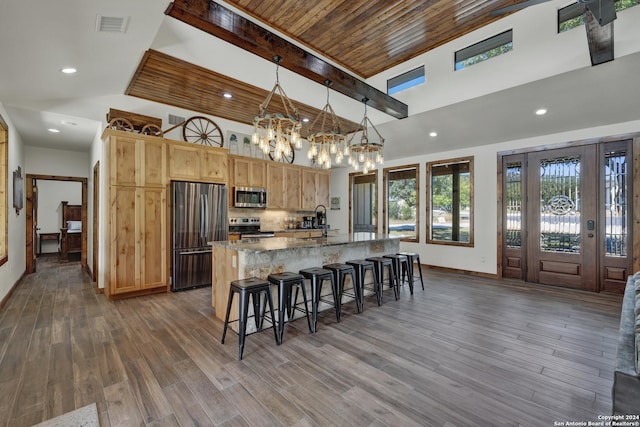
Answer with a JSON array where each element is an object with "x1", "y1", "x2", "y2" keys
[
  {"x1": 182, "y1": 116, "x2": 224, "y2": 147},
  {"x1": 268, "y1": 139, "x2": 295, "y2": 164},
  {"x1": 108, "y1": 118, "x2": 134, "y2": 132},
  {"x1": 141, "y1": 124, "x2": 163, "y2": 137}
]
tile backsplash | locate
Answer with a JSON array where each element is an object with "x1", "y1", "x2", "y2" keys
[{"x1": 228, "y1": 208, "x2": 315, "y2": 231}]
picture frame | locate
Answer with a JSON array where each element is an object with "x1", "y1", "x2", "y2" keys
[{"x1": 13, "y1": 166, "x2": 23, "y2": 214}]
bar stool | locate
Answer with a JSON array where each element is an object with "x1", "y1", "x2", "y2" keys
[
  {"x1": 346, "y1": 259, "x2": 381, "y2": 310},
  {"x1": 299, "y1": 267, "x2": 339, "y2": 332},
  {"x1": 384, "y1": 254, "x2": 413, "y2": 295},
  {"x1": 365, "y1": 256, "x2": 399, "y2": 302},
  {"x1": 398, "y1": 252, "x2": 424, "y2": 290},
  {"x1": 267, "y1": 272, "x2": 312, "y2": 343},
  {"x1": 221, "y1": 277, "x2": 279, "y2": 360},
  {"x1": 323, "y1": 263, "x2": 359, "y2": 314}
]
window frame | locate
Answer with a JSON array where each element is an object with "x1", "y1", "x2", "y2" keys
[
  {"x1": 426, "y1": 156, "x2": 474, "y2": 247},
  {"x1": 454, "y1": 30, "x2": 513, "y2": 71},
  {"x1": 387, "y1": 66, "x2": 425, "y2": 95},
  {"x1": 0, "y1": 114, "x2": 8, "y2": 266},
  {"x1": 383, "y1": 164, "x2": 419, "y2": 242}
]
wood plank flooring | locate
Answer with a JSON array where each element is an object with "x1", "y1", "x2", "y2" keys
[{"x1": 0, "y1": 254, "x2": 623, "y2": 426}]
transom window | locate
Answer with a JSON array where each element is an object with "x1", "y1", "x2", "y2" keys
[
  {"x1": 455, "y1": 30, "x2": 513, "y2": 71},
  {"x1": 558, "y1": 0, "x2": 638, "y2": 32},
  {"x1": 387, "y1": 66, "x2": 425, "y2": 95}
]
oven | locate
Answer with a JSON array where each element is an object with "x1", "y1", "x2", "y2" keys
[
  {"x1": 229, "y1": 217, "x2": 275, "y2": 238},
  {"x1": 233, "y1": 186, "x2": 267, "y2": 208}
]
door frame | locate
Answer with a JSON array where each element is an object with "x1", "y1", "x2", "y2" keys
[
  {"x1": 25, "y1": 174, "x2": 88, "y2": 274},
  {"x1": 497, "y1": 132, "x2": 640, "y2": 290},
  {"x1": 349, "y1": 170, "x2": 378, "y2": 234}
]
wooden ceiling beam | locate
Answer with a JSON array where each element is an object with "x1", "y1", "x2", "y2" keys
[
  {"x1": 165, "y1": 0, "x2": 408, "y2": 119},
  {"x1": 584, "y1": 10, "x2": 614, "y2": 67}
]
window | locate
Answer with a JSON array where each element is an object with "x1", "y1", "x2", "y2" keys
[
  {"x1": 427, "y1": 157, "x2": 474, "y2": 246},
  {"x1": 387, "y1": 66, "x2": 425, "y2": 95},
  {"x1": 350, "y1": 171, "x2": 377, "y2": 235},
  {"x1": 384, "y1": 165, "x2": 419, "y2": 241},
  {"x1": 0, "y1": 114, "x2": 7, "y2": 266},
  {"x1": 558, "y1": 0, "x2": 638, "y2": 32},
  {"x1": 455, "y1": 30, "x2": 512, "y2": 71}
]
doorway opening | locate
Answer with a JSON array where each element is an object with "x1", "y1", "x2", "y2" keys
[{"x1": 25, "y1": 174, "x2": 88, "y2": 274}]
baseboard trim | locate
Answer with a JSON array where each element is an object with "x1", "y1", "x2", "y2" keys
[
  {"x1": 422, "y1": 264, "x2": 498, "y2": 280},
  {"x1": 0, "y1": 270, "x2": 27, "y2": 311}
]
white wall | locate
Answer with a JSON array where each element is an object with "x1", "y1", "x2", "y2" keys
[
  {"x1": 89, "y1": 127, "x2": 104, "y2": 288},
  {"x1": 24, "y1": 146, "x2": 90, "y2": 177},
  {"x1": 0, "y1": 102, "x2": 26, "y2": 304},
  {"x1": 328, "y1": 119, "x2": 640, "y2": 275}
]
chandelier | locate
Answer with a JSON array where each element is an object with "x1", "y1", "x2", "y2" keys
[
  {"x1": 251, "y1": 56, "x2": 302, "y2": 161},
  {"x1": 347, "y1": 98, "x2": 384, "y2": 173},
  {"x1": 306, "y1": 80, "x2": 349, "y2": 169}
]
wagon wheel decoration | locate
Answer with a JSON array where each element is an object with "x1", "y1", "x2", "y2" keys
[
  {"x1": 108, "y1": 118, "x2": 134, "y2": 132},
  {"x1": 182, "y1": 116, "x2": 224, "y2": 147},
  {"x1": 141, "y1": 124, "x2": 163, "y2": 137},
  {"x1": 268, "y1": 139, "x2": 295, "y2": 163}
]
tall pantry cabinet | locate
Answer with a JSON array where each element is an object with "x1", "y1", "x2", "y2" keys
[{"x1": 103, "y1": 130, "x2": 168, "y2": 297}]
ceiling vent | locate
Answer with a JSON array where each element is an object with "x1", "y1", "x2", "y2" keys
[
  {"x1": 168, "y1": 114, "x2": 185, "y2": 125},
  {"x1": 95, "y1": 15, "x2": 129, "y2": 33}
]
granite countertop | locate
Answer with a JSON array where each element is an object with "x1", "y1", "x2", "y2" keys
[{"x1": 210, "y1": 233, "x2": 400, "y2": 252}]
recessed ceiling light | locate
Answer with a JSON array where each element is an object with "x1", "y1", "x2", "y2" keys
[
  {"x1": 61, "y1": 67, "x2": 77, "y2": 74},
  {"x1": 223, "y1": 92, "x2": 233, "y2": 99},
  {"x1": 48, "y1": 128, "x2": 60, "y2": 133},
  {"x1": 535, "y1": 108, "x2": 547, "y2": 115},
  {"x1": 429, "y1": 131, "x2": 438, "y2": 137},
  {"x1": 302, "y1": 118, "x2": 310, "y2": 123}
]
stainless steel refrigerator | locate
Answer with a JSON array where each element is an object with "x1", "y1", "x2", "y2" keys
[{"x1": 171, "y1": 181, "x2": 228, "y2": 291}]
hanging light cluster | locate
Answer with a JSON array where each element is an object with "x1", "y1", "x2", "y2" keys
[
  {"x1": 347, "y1": 98, "x2": 384, "y2": 174},
  {"x1": 251, "y1": 56, "x2": 302, "y2": 161},
  {"x1": 306, "y1": 80, "x2": 349, "y2": 169}
]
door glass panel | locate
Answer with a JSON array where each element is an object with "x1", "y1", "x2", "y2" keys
[
  {"x1": 353, "y1": 174, "x2": 376, "y2": 233},
  {"x1": 505, "y1": 162, "x2": 522, "y2": 248},
  {"x1": 539, "y1": 156, "x2": 581, "y2": 253},
  {"x1": 604, "y1": 149, "x2": 628, "y2": 257}
]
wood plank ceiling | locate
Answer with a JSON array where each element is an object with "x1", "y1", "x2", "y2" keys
[
  {"x1": 128, "y1": 0, "x2": 527, "y2": 131},
  {"x1": 126, "y1": 50, "x2": 362, "y2": 135}
]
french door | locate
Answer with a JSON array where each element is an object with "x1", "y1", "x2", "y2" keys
[{"x1": 502, "y1": 140, "x2": 632, "y2": 293}]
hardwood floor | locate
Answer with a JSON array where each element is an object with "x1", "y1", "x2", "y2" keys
[{"x1": 0, "y1": 255, "x2": 623, "y2": 426}]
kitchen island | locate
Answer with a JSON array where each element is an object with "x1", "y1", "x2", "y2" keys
[{"x1": 210, "y1": 233, "x2": 401, "y2": 323}]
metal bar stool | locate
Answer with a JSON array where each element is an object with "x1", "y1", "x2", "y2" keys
[
  {"x1": 384, "y1": 254, "x2": 413, "y2": 295},
  {"x1": 366, "y1": 256, "x2": 399, "y2": 302},
  {"x1": 323, "y1": 263, "x2": 360, "y2": 314},
  {"x1": 398, "y1": 252, "x2": 424, "y2": 290},
  {"x1": 267, "y1": 272, "x2": 312, "y2": 343},
  {"x1": 346, "y1": 259, "x2": 381, "y2": 310},
  {"x1": 221, "y1": 277, "x2": 279, "y2": 360},
  {"x1": 299, "y1": 267, "x2": 339, "y2": 332}
]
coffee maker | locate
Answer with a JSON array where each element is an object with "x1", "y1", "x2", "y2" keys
[{"x1": 302, "y1": 216, "x2": 315, "y2": 229}]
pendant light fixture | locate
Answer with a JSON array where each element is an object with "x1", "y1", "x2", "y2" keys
[
  {"x1": 347, "y1": 98, "x2": 384, "y2": 173},
  {"x1": 252, "y1": 56, "x2": 302, "y2": 161},
  {"x1": 306, "y1": 80, "x2": 348, "y2": 169}
]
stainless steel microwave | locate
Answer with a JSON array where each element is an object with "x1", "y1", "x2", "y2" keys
[{"x1": 233, "y1": 187, "x2": 267, "y2": 208}]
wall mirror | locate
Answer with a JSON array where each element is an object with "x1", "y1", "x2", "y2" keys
[{"x1": 426, "y1": 156, "x2": 474, "y2": 246}]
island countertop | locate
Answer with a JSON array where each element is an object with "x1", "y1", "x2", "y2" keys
[
  {"x1": 210, "y1": 233, "x2": 401, "y2": 323},
  {"x1": 209, "y1": 233, "x2": 400, "y2": 252}
]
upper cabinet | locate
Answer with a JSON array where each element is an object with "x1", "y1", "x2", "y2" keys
[
  {"x1": 266, "y1": 163, "x2": 285, "y2": 209},
  {"x1": 169, "y1": 141, "x2": 228, "y2": 183},
  {"x1": 302, "y1": 169, "x2": 330, "y2": 210},
  {"x1": 108, "y1": 132, "x2": 166, "y2": 188},
  {"x1": 231, "y1": 156, "x2": 267, "y2": 188}
]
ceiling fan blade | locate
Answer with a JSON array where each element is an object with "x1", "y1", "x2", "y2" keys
[
  {"x1": 490, "y1": 0, "x2": 553, "y2": 16},
  {"x1": 580, "y1": 0, "x2": 617, "y2": 25}
]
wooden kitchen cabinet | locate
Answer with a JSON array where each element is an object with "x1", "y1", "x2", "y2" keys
[
  {"x1": 108, "y1": 132, "x2": 166, "y2": 187},
  {"x1": 302, "y1": 169, "x2": 330, "y2": 210},
  {"x1": 169, "y1": 141, "x2": 227, "y2": 183},
  {"x1": 284, "y1": 166, "x2": 302, "y2": 209},
  {"x1": 231, "y1": 156, "x2": 266, "y2": 188},
  {"x1": 107, "y1": 185, "x2": 167, "y2": 296},
  {"x1": 267, "y1": 163, "x2": 285, "y2": 208},
  {"x1": 317, "y1": 170, "x2": 330, "y2": 207}
]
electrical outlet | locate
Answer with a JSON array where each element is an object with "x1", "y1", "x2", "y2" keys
[{"x1": 232, "y1": 255, "x2": 236, "y2": 268}]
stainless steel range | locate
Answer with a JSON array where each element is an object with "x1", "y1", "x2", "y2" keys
[{"x1": 228, "y1": 217, "x2": 275, "y2": 238}]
